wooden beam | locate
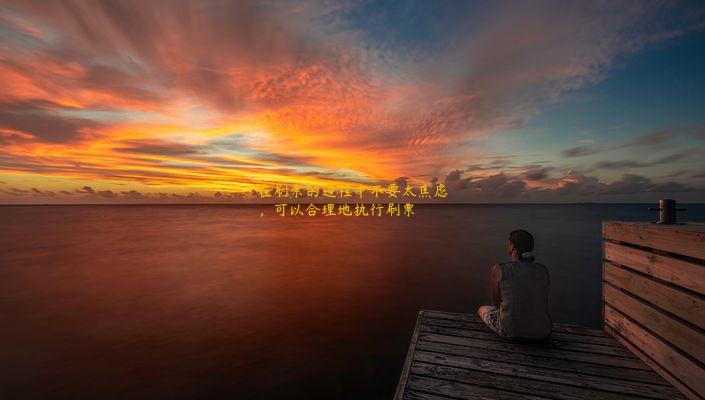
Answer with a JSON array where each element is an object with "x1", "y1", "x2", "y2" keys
[
  {"x1": 604, "y1": 283, "x2": 705, "y2": 364},
  {"x1": 606, "y1": 326, "x2": 701, "y2": 400},
  {"x1": 418, "y1": 331, "x2": 650, "y2": 370},
  {"x1": 604, "y1": 241, "x2": 705, "y2": 296},
  {"x1": 415, "y1": 339, "x2": 663, "y2": 384},
  {"x1": 604, "y1": 305, "x2": 705, "y2": 398},
  {"x1": 603, "y1": 221, "x2": 705, "y2": 260},
  {"x1": 603, "y1": 262, "x2": 705, "y2": 330},
  {"x1": 422, "y1": 316, "x2": 621, "y2": 347},
  {"x1": 422, "y1": 310, "x2": 610, "y2": 338},
  {"x1": 395, "y1": 310, "x2": 425, "y2": 400},
  {"x1": 421, "y1": 324, "x2": 636, "y2": 358},
  {"x1": 410, "y1": 361, "x2": 670, "y2": 400}
]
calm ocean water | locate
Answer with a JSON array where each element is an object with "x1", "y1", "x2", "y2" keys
[{"x1": 1, "y1": 204, "x2": 704, "y2": 399}]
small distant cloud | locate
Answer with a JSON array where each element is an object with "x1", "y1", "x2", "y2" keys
[
  {"x1": 616, "y1": 129, "x2": 674, "y2": 149},
  {"x1": 97, "y1": 190, "x2": 116, "y2": 198},
  {"x1": 592, "y1": 160, "x2": 649, "y2": 170},
  {"x1": 436, "y1": 166, "x2": 705, "y2": 202},
  {"x1": 562, "y1": 128, "x2": 679, "y2": 159},
  {"x1": 394, "y1": 176, "x2": 409, "y2": 189},
  {"x1": 76, "y1": 186, "x2": 95, "y2": 194},
  {"x1": 30, "y1": 187, "x2": 56, "y2": 197},
  {"x1": 116, "y1": 139, "x2": 202, "y2": 157},
  {"x1": 121, "y1": 190, "x2": 145, "y2": 199},
  {"x1": 521, "y1": 166, "x2": 553, "y2": 181},
  {"x1": 562, "y1": 145, "x2": 599, "y2": 158},
  {"x1": 590, "y1": 147, "x2": 705, "y2": 171},
  {"x1": 3, "y1": 187, "x2": 30, "y2": 196}
]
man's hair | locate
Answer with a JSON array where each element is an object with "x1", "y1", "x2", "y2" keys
[{"x1": 509, "y1": 229, "x2": 534, "y2": 260}]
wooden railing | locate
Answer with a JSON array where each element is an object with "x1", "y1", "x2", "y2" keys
[{"x1": 602, "y1": 221, "x2": 705, "y2": 400}]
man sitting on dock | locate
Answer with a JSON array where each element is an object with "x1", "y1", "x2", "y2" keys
[{"x1": 477, "y1": 229, "x2": 552, "y2": 341}]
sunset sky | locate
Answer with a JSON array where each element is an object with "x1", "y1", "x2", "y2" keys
[{"x1": 1, "y1": 0, "x2": 704, "y2": 203}]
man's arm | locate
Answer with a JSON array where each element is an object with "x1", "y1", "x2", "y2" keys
[{"x1": 490, "y1": 264, "x2": 502, "y2": 307}]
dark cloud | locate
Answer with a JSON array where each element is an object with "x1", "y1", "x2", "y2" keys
[
  {"x1": 600, "y1": 174, "x2": 652, "y2": 195},
  {"x1": 653, "y1": 147, "x2": 704, "y2": 164},
  {"x1": 113, "y1": 138, "x2": 316, "y2": 171},
  {"x1": 440, "y1": 168, "x2": 705, "y2": 202},
  {"x1": 76, "y1": 186, "x2": 95, "y2": 194},
  {"x1": 562, "y1": 145, "x2": 598, "y2": 158},
  {"x1": 590, "y1": 147, "x2": 705, "y2": 171},
  {"x1": 117, "y1": 140, "x2": 203, "y2": 157},
  {"x1": 394, "y1": 176, "x2": 409, "y2": 189},
  {"x1": 214, "y1": 191, "x2": 246, "y2": 200},
  {"x1": 80, "y1": 63, "x2": 163, "y2": 104},
  {"x1": 563, "y1": 128, "x2": 680, "y2": 160},
  {"x1": 661, "y1": 169, "x2": 691, "y2": 178},
  {"x1": 5, "y1": 0, "x2": 325, "y2": 116},
  {"x1": 0, "y1": 99, "x2": 103, "y2": 143},
  {"x1": 0, "y1": 187, "x2": 57, "y2": 198},
  {"x1": 521, "y1": 166, "x2": 553, "y2": 181},
  {"x1": 599, "y1": 174, "x2": 702, "y2": 195},
  {"x1": 444, "y1": 170, "x2": 469, "y2": 191},
  {"x1": 252, "y1": 151, "x2": 315, "y2": 166},
  {"x1": 650, "y1": 181, "x2": 699, "y2": 193},
  {"x1": 6, "y1": 188, "x2": 29, "y2": 196},
  {"x1": 617, "y1": 129, "x2": 674, "y2": 148},
  {"x1": 121, "y1": 190, "x2": 145, "y2": 199},
  {"x1": 444, "y1": 171, "x2": 527, "y2": 199},
  {"x1": 97, "y1": 190, "x2": 117, "y2": 198},
  {"x1": 30, "y1": 187, "x2": 56, "y2": 197},
  {"x1": 465, "y1": 160, "x2": 513, "y2": 171},
  {"x1": 592, "y1": 160, "x2": 650, "y2": 170}
]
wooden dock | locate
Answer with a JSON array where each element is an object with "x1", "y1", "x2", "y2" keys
[
  {"x1": 395, "y1": 309, "x2": 684, "y2": 400},
  {"x1": 396, "y1": 221, "x2": 705, "y2": 399}
]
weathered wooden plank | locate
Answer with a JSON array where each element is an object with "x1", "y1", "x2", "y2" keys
[
  {"x1": 603, "y1": 221, "x2": 705, "y2": 260},
  {"x1": 405, "y1": 375, "x2": 501, "y2": 400},
  {"x1": 403, "y1": 389, "x2": 462, "y2": 400},
  {"x1": 422, "y1": 317, "x2": 535, "y2": 343},
  {"x1": 603, "y1": 262, "x2": 705, "y2": 330},
  {"x1": 422, "y1": 316, "x2": 621, "y2": 347},
  {"x1": 604, "y1": 283, "x2": 705, "y2": 364},
  {"x1": 552, "y1": 323, "x2": 610, "y2": 338},
  {"x1": 416, "y1": 339, "x2": 665, "y2": 385},
  {"x1": 604, "y1": 241, "x2": 705, "y2": 295},
  {"x1": 398, "y1": 310, "x2": 690, "y2": 399},
  {"x1": 395, "y1": 311, "x2": 425, "y2": 400},
  {"x1": 418, "y1": 330, "x2": 650, "y2": 370},
  {"x1": 423, "y1": 310, "x2": 609, "y2": 338},
  {"x1": 419, "y1": 324, "x2": 636, "y2": 358},
  {"x1": 549, "y1": 331, "x2": 621, "y2": 347},
  {"x1": 606, "y1": 325, "x2": 702, "y2": 400},
  {"x1": 604, "y1": 305, "x2": 705, "y2": 398},
  {"x1": 411, "y1": 361, "x2": 665, "y2": 400},
  {"x1": 414, "y1": 350, "x2": 682, "y2": 399}
]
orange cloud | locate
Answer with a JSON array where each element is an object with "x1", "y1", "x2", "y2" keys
[{"x1": 1, "y1": 0, "x2": 699, "y2": 202}]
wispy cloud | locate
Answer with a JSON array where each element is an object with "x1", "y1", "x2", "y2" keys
[{"x1": 0, "y1": 1, "x2": 703, "y2": 202}]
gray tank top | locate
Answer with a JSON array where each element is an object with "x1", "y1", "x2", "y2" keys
[{"x1": 498, "y1": 261, "x2": 552, "y2": 340}]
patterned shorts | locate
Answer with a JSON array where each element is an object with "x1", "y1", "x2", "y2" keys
[{"x1": 478, "y1": 306, "x2": 505, "y2": 337}]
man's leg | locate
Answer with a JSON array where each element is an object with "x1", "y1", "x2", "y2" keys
[{"x1": 477, "y1": 305, "x2": 504, "y2": 336}]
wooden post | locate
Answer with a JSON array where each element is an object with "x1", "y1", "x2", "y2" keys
[{"x1": 602, "y1": 221, "x2": 705, "y2": 400}]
